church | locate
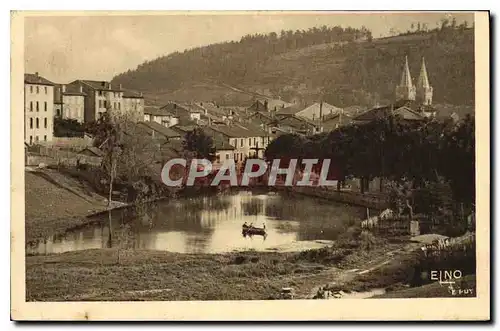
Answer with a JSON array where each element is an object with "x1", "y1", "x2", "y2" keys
[
  {"x1": 395, "y1": 55, "x2": 437, "y2": 117},
  {"x1": 352, "y1": 56, "x2": 438, "y2": 124}
]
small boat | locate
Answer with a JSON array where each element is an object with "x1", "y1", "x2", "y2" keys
[{"x1": 242, "y1": 225, "x2": 267, "y2": 237}]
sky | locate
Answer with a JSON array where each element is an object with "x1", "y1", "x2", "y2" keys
[{"x1": 24, "y1": 12, "x2": 475, "y2": 84}]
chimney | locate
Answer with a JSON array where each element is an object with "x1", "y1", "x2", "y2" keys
[
  {"x1": 35, "y1": 72, "x2": 39, "y2": 77},
  {"x1": 101, "y1": 81, "x2": 106, "y2": 87},
  {"x1": 119, "y1": 84, "x2": 122, "y2": 90},
  {"x1": 62, "y1": 85, "x2": 66, "y2": 93}
]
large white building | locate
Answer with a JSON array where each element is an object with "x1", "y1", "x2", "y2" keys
[
  {"x1": 66, "y1": 80, "x2": 145, "y2": 123},
  {"x1": 24, "y1": 73, "x2": 55, "y2": 144},
  {"x1": 54, "y1": 84, "x2": 86, "y2": 123}
]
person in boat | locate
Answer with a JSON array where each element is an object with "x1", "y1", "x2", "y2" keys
[
  {"x1": 263, "y1": 223, "x2": 266, "y2": 230},
  {"x1": 243, "y1": 222, "x2": 249, "y2": 229},
  {"x1": 249, "y1": 223, "x2": 254, "y2": 229}
]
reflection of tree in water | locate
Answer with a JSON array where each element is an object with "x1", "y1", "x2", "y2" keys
[{"x1": 241, "y1": 198, "x2": 264, "y2": 216}]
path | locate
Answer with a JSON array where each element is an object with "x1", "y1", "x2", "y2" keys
[{"x1": 301, "y1": 242, "x2": 421, "y2": 299}]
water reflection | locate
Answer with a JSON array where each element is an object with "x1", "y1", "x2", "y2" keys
[{"x1": 26, "y1": 191, "x2": 366, "y2": 255}]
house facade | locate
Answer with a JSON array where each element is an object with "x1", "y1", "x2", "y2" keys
[
  {"x1": 144, "y1": 106, "x2": 180, "y2": 127},
  {"x1": 24, "y1": 73, "x2": 55, "y2": 144},
  {"x1": 207, "y1": 125, "x2": 273, "y2": 163},
  {"x1": 54, "y1": 84, "x2": 86, "y2": 123},
  {"x1": 122, "y1": 90, "x2": 145, "y2": 121},
  {"x1": 67, "y1": 80, "x2": 125, "y2": 122}
]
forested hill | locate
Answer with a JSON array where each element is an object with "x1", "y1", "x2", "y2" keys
[{"x1": 111, "y1": 24, "x2": 474, "y2": 108}]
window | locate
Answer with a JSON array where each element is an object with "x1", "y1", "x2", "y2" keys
[
  {"x1": 29, "y1": 136, "x2": 32, "y2": 144},
  {"x1": 226, "y1": 154, "x2": 230, "y2": 160},
  {"x1": 29, "y1": 118, "x2": 33, "y2": 129},
  {"x1": 98, "y1": 100, "x2": 102, "y2": 108},
  {"x1": 35, "y1": 136, "x2": 39, "y2": 142},
  {"x1": 118, "y1": 103, "x2": 121, "y2": 110},
  {"x1": 44, "y1": 102, "x2": 47, "y2": 112},
  {"x1": 44, "y1": 86, "x2": 47, "y2": 94},
  {"x1": 30, "y1": 86, "x2": 33, "y2": 93},
  {"x1": 56, "y1": 109, "x2": 61, "y2": 117},
  {"x1": 248, "y1": 138, "x2": 251, "y2": 146},
  {"x1": 240, "y1": 139, "x2": 243, "y2": 147},
  {"x1": 36, "y1": 86, "x2": 39, "y2": 94},
  {"x1": 44, "y1": 135, "x2": 47, "y2": 141},
  {"x1": 44, "y1": 118, "x2": 47, "y2": 128},
  {"x1": 36, "y1": 118, "x2": 39, "y2": 129},
  {"x1": 36, "y1": 102, "x2": 39, "y2": 112},
  {"x1": 30, "y1": 101, "x2": 33, "y2": 111},
  {"x1": 103, "y1": 100, "x2": 107, "y2": 109},
  {"x1": 99, "y1": 91, "x2": 103, "y2": 96}
]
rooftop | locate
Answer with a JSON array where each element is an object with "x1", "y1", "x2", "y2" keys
[
  {"x1": 77, "y1": 80, "x2": 124, "y2": 92},
  {"x1": 137, "y1": 121, "x2": 183, "y2": 138},
  {"x1": 25, "y1": 73, "x2": 55, "y2": 86},
  {"x1": 353, "y1": 103, "x2": 425, "y2": 122},
  {"x1": 123, "y1": 89, "x2": 144, "y2": 99}
]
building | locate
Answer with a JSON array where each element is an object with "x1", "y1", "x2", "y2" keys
[
  {"x1": 394, "y1": 56, "x2": 436, "y2": 118},
  {"x1": 24, "y1": 73, "x2": 55, "y2": 144},
  {"x1": 136, "y1": 121, "x2": 183, "y2": 141},
  {"x1": 294, "y1": 102, "x2": 343, "y2": 122},
  {"x1": 66, "y1": 80, "x2": 125, "y2": 123},
  {"x1": 122, "y1": 90, "x2": 145, "y2": 121},
  {"x1": 395, "y1": 56, "x2": 417, "y2": 102},
  {"x1": 272, "y1": 114, "x2": 322, "y2": 135},
  {"x1": 415, "y1": 57, "x2": 433, "y2": 107},
  {"x1": 321, "y1": 111, "x2": 353, "y2": 131},
  {"x1": 54, "y1": 84, "x2": 86, "y2": 123},
  {"x1": 143, "y1": 106, "x2": 179, "y2": 127},
  {"x1": 207, "y1": 124, "x2": 274, "y2": 162},
  {"x1": 247, "y1": 99, "x2": 293, "y2": 113},
  {"x1": 352, "y1": 102, "x2": 425, "y2": 124}
]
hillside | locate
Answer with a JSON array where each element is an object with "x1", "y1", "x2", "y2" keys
[{"x1": 112, "y1": 27, "x2": 474, "y2": 108}]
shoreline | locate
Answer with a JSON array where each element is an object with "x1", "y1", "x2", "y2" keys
[{"x1": 25, "y1": 236, "x2": 418, "y2": 301}]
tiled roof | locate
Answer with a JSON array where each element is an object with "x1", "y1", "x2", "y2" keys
[
  {"x1": 123, "y1": 89, "x2": 144, "y2": 98},
  {"x1": 276, "y1": 103, "x2": 306, "y2": 115},
  {"x1": 170, "y1": 124, "x2": 198, "y2": 134},
  {"x1": 137, "y1": 121, "x2": 182, "y2": 138},
  {"x1": 144, "y1": 106, "x2": 176, "y2": 117},
  {"x1": 79, "y1": 80, "x2": 124, "y2": 92},
  {"x1": 353, "y1": 104, "x2": 425, "y2": 122},
  {"x1": 62, "y1": 84, "x2": 86, "y2": 96},
  {"x1": 209, "y1": 123, "x2": 270, "y2": 138},
  {"x1": 24, "y1": 73, "x2": 55, "y2": 86},
  {"x1": 78, "y1": 147, "x2": 105, "y2": 157}
]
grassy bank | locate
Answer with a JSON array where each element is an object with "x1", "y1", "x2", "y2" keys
[
  {"x1": 25, "y1": 169, "x2": 109, "y2": 243},
  {"x1": 26, "y1": 232, "x2": 415, "y2": 301}
]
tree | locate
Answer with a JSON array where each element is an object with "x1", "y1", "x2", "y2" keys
[
  {"x1": 440, "y1": 115, "x2": 475, "y2": 207},
  {"x1": 53, "y1": 118, "x2": 85, "y2": 137},
  {"x1": 87, "y1": 108, "x2": 163, "y2": 263},
  {"x1": 183, "y1": 128, "x2": 216, "y2": 161}
]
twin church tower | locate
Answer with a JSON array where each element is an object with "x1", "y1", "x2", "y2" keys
[{"x1": 395, "y1": 56, "x2": 433, "y2": 106}]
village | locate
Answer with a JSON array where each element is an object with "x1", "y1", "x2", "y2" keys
[
  {"x1": 24, "y1": 38, "x2": 475, "y2": 300},
  {"x1": 25, "y1": 55, "x2": 447, "y2": 183}
]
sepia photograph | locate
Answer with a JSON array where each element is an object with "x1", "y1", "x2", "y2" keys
[{"x1": 11, "y1": 10, "x2": 490, "y2": 321}]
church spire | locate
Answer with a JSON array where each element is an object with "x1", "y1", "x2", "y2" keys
[
  {"x1": 400, "y1": 55, "x2": 413, "y2": 87},
  {"x1": 395, "y1": 55, "x2": 416, "y2": 101},
  {"x1": 415, "y1": 56, "x2": 433, "y2": 106},
  {"x1": 417, "y1": 57, "x2": 430, "y2": 89}
]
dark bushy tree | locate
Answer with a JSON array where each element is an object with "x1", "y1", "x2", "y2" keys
[{"x1": 183, "y1": 128, "x2": 216, "y2": 161}]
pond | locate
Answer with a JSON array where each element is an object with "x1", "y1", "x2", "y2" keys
[{"x1": 26, "y1": 191, "x2": 368, "y2": 254}]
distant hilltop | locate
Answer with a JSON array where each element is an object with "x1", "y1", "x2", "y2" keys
[{"x1": 111, "y1": 25, "x2": 474, "y2": 108}]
